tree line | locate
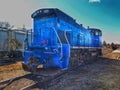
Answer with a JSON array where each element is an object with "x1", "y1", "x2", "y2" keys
[{"x1": 103, "y1": 41, "x2": 120, "y2": 50}]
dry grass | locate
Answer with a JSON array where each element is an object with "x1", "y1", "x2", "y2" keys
[
  {"x1": 103, "y1": 53, "x2": 120, "y2": 60},
  {"x1": 0, "y1": 62, "x2": 27, "y2": 81},
  {"x1": 102, "y1": 47, "x2": 120, "y2": 60}
]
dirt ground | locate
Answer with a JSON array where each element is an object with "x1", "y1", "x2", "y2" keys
[
  {"x1": 53, "y1": 61, "x2": 120, "y2": 90},
  {"x1": 0, "y1": 62, "x2": 28, "y2": 82}
]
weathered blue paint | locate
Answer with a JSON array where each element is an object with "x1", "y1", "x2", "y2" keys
[{"x1": 24, "y1": 8, "x2": 102, "y2": 70}]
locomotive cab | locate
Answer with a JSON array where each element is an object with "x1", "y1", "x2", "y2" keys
[
  {"x1": 89, "y1": 28, "x2": 102, "y2": 47},
  {"x1": 88, "y1": 28, "x2": 102, "y2": 56}
]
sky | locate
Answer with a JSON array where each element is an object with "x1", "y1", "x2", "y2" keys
[{"x1": 0, "y1": 0, "x2": 120, "y2": 43}]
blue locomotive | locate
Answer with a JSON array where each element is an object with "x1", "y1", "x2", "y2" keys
[{"x1": 24, "y1": 8, "x2": 102, "y2": 70}]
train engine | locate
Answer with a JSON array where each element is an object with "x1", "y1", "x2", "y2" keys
[{"x1": 24, "y1": 8, "x2": 102, "y2": 70}]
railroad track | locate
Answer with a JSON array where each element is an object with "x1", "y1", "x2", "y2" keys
[
  {"x1": 0, "y1": 62, "x2": 83, "y2": 90},
  {"x1": 0, "y1": 71, "x2": 66, "y2": 90},
  {"x1": 0, "y1": 73, "x2": 32, "y2": 90},
  {"x1": 21, "y1": 66, "x2": 80, "y2": 90}
]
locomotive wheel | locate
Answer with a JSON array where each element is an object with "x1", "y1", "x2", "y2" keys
[{"x1": 69, "y1": 48, "x2": 100, "y2": 69}]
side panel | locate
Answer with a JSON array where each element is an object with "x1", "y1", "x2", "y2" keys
[
  {"x1": 0, "y1": 30, "x2": 8, "y2": 50},
  {"x1": 15, "y1": 32, "x2": 25, "y2": 48}
]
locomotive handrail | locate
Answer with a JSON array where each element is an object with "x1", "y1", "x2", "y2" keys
[
  {"x1": 64, "y1": 31, "x2": 71, "y2": 57},
  {"x1": 50, "y1": 27, "x2": 63, "y2": 60}
]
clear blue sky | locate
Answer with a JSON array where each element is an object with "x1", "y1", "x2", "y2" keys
[{"x1": 0, "y1": 0, "x2": 120, "y2": 43}]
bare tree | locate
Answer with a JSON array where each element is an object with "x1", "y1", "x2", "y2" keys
[
  {"x1": 0, "y1": 21, "x2": 11, "y2": 29},
  {"x1": 103, "y1": 41, "x2": 107, "y2": 47},
  {"x1": 111, "y1": 42, "x2": 117, "y2": 50}
]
